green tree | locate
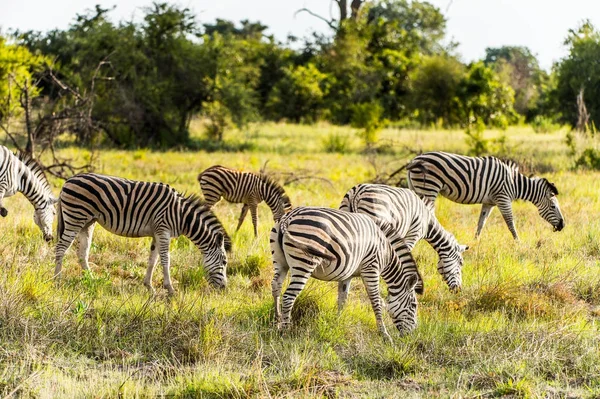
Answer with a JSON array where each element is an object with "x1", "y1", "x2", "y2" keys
[
  {"x1": 459, "y1": 62, "x2": 518, "y2": 128},
  {"x1": 484, "y1": 46, "x2": 546, "y2": 119},
  {"x1": 553, "y1": 21, "x2": 600, "y2": 129},
  {"x1": 409, "y1": 54, "x2": 464, "y2": 126},
  {"x1": 266, "y1": 63, "x2": 327, "y2": 122}
]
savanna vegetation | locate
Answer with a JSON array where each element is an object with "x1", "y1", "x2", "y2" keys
[
  {"x1": 1, "y1": 0, "x2": 600, "y2": 397},
  {"x1": 0, "y1": 122, "x2": 599, "y2": 398}
]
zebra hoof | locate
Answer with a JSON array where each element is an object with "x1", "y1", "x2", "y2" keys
[{"x1": 0, "y1": 208, "x2": 7, "y2": 217}]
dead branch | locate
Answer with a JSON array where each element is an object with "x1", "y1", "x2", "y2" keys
[
  {"x1": 294, "y1": 8, "x2": 338, "y2": 31},
  {"x1": 259, "y1": 161, "x2": 334, "y2": 189},
  {"x1": 576, "y1": 87, "x2": 590, "y2": 133}
]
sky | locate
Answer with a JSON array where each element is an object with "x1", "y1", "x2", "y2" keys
[{"x1": 1, "y1": 0, "x2": 599, "y2": 70}]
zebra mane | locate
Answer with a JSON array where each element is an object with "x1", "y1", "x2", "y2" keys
[
  {"x1": 496, "y1": 157, "x2": 520, "y2": 172},
  {"x1": 16, "y1": 152, "x2": 54, "y2": 197},
  {"x1": 180, "y1": 192, "x2": 232, "y2": 251},
  {"x1": 259, "y1": 173, "x2": 289, "y2": 202}
]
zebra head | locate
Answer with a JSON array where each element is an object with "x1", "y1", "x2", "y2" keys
[
  {"x1": 387, "y1": 272, "x2": 420, "y2": 334},
  {"x1": 33, "y1": 197, "x2": 58, "y2": 242},
  {"x1": 182, "y1": 196, "x2": 230, "y2": 289},
  {"x1": 437, "y1": 244, "x2": 468, "y2": 292},
  {"x1": 273, "y1": 194, "x2": 293, "y2": 222},
  {"x1": 202, "y1": 231, "x2": 229, "y2": 289},
  {"x1": 533, "y1": 178, "x2": 564, "y2": 232}
]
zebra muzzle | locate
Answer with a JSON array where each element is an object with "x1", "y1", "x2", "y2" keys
[{"x1": 0, "y1": 207, "x2": 7, "y2": 217}]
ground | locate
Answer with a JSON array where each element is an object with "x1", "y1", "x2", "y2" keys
[{"x1": 0, "y1": 123, "x2": 599, "y2": 398}]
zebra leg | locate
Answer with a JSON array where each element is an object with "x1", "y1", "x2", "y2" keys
[
  {"x1": 476, "y1": 204, "x2": 494, "y2": 238},
  {"x1": 362, "y1": 270, "x2": 392, "y2": 342},
  {"x1": 156, "y1": 232, "x2": 175, "y2": 295},
  {"x1": 280, "y1": 268, "x2": 313, "y2": 329},
  {"x1": 235, "y1": 204, "x2": 249, "y2": 231},
  {"x1": 54, "y1": 222, "x2": 84, "y2": 278},
  {"x1": 271, "y1": 261, "x2": 289, "y2": 324},
  {"x1": 250, "y1": 205, "x2": 258, "y2": 237},
  {"x1": 144, "y1": 238, "x2": 159, "y2": 294},
  {"x1": 76, "y1": 222, "x2": 96, "y2": 272},
  {"x1": 496, "y1": 199, "x2": 519, "y2": 240},
  {"x1": 337, "y1": 278, "x2": 353, "y2": 314}
]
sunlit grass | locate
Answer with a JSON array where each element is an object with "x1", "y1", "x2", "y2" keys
[{"x1": 0, "y1": 123, "x2": 599, "y2": 397}]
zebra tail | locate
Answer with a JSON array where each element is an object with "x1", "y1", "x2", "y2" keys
[
  {"x1": 284, "y1": 231, "x2": 336, "y2": 262},
  {"x1": 57, "y1": 199, "x2": 64, "y2": 240}
]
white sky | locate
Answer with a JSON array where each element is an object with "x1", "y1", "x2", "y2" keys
[{"x1": 1, "y1": 0, "x2": 599, "y2": 70}]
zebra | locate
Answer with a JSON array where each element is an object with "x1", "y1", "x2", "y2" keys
[
  {"x1": 340, "y1": 183, "x2": 468, "y2": 292},
  {"x1": 198, "y1": 165, "x2": 292, "y2": 237},
  {"x1": 406, "y1": 151, "x2": 565, "y2": 240},
  {"x1": 0, "y1": 146, "x2": 57, "y2": 242},
  {"x1": 54, "y1": 173, "x2": 231, "y2": 294},
  {"x1": 270, "y1": 206, "x2": 422, "y2": 340}
]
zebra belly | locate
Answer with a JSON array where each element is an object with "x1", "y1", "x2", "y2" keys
[
  {"x1": 310, "y1": 262, "x2": 361, "y2": 282},
  {"x1": 95, "y1": 220, "x2": 157, "y2": 239}
]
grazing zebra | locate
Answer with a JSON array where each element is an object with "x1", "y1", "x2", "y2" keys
[
  {"x1": 0, "y1": 146, "x2": 57, "y2": 241},
  {"x1": 271, "y1": 206, "x2": 421, "y2": 339},
  {"x1": 340, "y1": 184, "x2": 468, "y2": 292},
  {"x1": 407, "y1": 151, "x2": 565, "y2": 240},
  {"x1": 54, "y1": 173, "x2": 231, "y2": 294},
  {"x1": 198, "y1": 165, "x2": 292, "y2": 237}
]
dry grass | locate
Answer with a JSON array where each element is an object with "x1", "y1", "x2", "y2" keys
[{"x1": 0, "y1": 123, "x2": 599, "y2": 398}]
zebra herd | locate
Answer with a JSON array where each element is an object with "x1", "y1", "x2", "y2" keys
[{"x1": 0, "y1": 146, "x2": 565, "y2": 340}]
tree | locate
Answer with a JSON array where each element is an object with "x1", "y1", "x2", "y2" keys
[
  {"x1": 553, "y1": 21, "x2": 600, "y2": 129},
  {"x1": 484, "y1": 46, "x2": 546, "y2": 119},
  {"x1": 459, "y1": 62, "x2": 518, "y2": 128},
  {"x1": 410, "y1": 55, "x2": 464, "y2": 126}
]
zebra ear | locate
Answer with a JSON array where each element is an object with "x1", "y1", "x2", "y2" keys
[{"x1": 50, "y1": 197, "x2": 59, "y2": 205}]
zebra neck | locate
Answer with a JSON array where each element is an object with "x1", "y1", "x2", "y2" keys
[
  {"x1": 381, "y1": 245, "x2": 416, "y2": 295},
  {"x1": 424, "y1": 218, "x2": 457, "y2": 255},
  {"x1": 259, "y1": 182, "x2": 280, "y2": 211},
  {"x1": 17, "y1": 162, "x2": 53, "y2": 208},
  {"x1": 514, "y1": 173, "x2": 540, "y2": 203}
]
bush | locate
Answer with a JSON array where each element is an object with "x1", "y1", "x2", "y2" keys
[
  {"x1": 575, "y1": 147, "x2": 600, "y2": 170},
  {"x1": 351, "y1": 102, "x2": 384, "y2": 146},
  {"x1": 322, "y1": 133, "x2": 350, "y2": 153},
  {"x1": 531, "y1": 116, "x2": 562, "y2": 133}
]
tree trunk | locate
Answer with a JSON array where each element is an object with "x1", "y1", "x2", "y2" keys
[
  {"x1": 336, "y1": 0, "x2": 348, "y2": 22},
  {"x1": 350, "y1": 0, "x2": 364, "y2": 20},
  {"x1": 23, "y1": 79, "x2": 35, "y2": 158}
]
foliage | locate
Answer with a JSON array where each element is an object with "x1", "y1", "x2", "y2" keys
[
  {"x1": 266, "y1": 63, "x2": 327, "y2": 123},
  {"x1": 553, "y1": 21, "x2": 600, "y2": 129},
  {"x1": 351, "y1": 101, "x2": 384, "y2": 145},
  {"x1": 459, "y1": 62, "x2": 518, "y2": 128},
  {"x1": 574, "y1": 147, "x2": 600, "y2": 170},
  {"x1": 484, "y1": 46, "x2": 547, "y2": 119},
  {"x1": 0, "y1": 37, "x2": 48, "y2": 122},
  {"x1": 410, "y1": 55, "x2": 464, "y2": 127},
  {"x1": 322, "y1": 132, "x2": 350, "y2": 153},
  {"x1": 531, "y1": 115, "x2": 562, "y2": 134}
]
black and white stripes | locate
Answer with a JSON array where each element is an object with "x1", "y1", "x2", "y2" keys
[
  {"x1": 340, "y1": 184, "x2": 468, "y2": 291},
  {"x1": 198, "y1": 165, "x2": 292, "y2": 236},
  {"x1": 54, "y1": 173, "x2": 231, "y2": 293},
  {"x1": 407, "y1": 151, "x2": 565, "y2": 239},
  {"x1": 270, "y1": 206, "x2": 421, "y2": 338},
  {"x1": 0, "y1": 146, "x2": 57, "y2": 241}
]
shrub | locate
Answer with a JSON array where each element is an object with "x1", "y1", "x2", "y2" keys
[
  {"x1": 322, "y1": 133, "x2": 350, "y2": 153},
  {"x1": 531, "y1": 115, "x2": 562, "y2": 133},
  {"x1": 575, "y1": 147, "x2": 600, "y2": 170},
  {"x1": 351, "y1": 102, "x2": 384, "y2": 146}
]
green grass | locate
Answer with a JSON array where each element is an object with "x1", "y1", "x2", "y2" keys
[{"x1": 0, "y1": 122, "x2": 599, "y2": 397}]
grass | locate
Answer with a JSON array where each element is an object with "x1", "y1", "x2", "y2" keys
[{"x1": 0, "y1": 122, "x2": 599, "y2": 397}]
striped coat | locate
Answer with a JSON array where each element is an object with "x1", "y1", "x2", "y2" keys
[
  {"x1": 198, "y1": 165, "x2": 292, "y2": 236},
  {"x1": 271, "y1": 206, "x2": 421, "y2": 339},
  {"x1": 407, "y1": 151, "x2": 565, "y2": 239},
  {"x1": 0, "y1": 146, "x2": 57, "y2": 241},
  {"x1": 55, "y1": 173, "x2": 231, "y2": 293},
  {"x1": 340, "y1": 184, "x2": 467, "y2": 292}
]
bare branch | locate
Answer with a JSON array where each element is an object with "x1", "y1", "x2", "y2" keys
[{"x1": 294, "y1": 8, "x2": 338, "y2": 31}]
